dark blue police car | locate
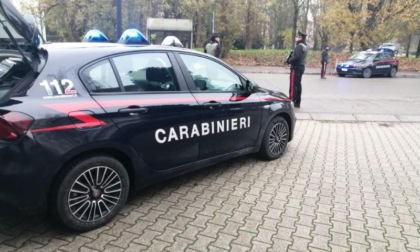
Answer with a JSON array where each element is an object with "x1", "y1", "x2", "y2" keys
[
  {"x1": 0, "y1": 0, "x2": 295, "y2": 231},
  {"x1": 336, "y1": 51, "x2": 398, "y2": 78}
]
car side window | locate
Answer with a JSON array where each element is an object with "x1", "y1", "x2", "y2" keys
[
  {"x1": 83, "y1": 60, "x2": 121, "y2": 93},
  {"x1": 383, "y1": 53, "x2": 392, "y2": 60},
  {"x1": 112, "y1": 53, "x2": 179, "y2": 92},
  {"x1": 179, "y1": 54, "x2": 244, "y2": 92},
  {"x1": 376, "y1": 54, "x2": 385, "y2": 61}
]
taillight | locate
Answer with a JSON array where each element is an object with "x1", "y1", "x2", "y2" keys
[{"x1": 0, "y1": 112, "x2": 34, "y2": 141}]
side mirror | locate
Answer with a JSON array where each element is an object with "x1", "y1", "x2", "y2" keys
[{"x1": 246, "y1": 80, "x2": 258, "y2": 93}]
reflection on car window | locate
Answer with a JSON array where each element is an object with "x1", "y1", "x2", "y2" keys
[
  {"x1": 350, "y1": 53, "x2": 375, "y2": 60},
  {"x1": 179, "y1": 54, "x2": 244, "y2": 92},
  {"x1": 82, "y1": 60, "x2": 120, "y2": 93},
  {"x1": 113, "y1": 53, "x2": 178, "y2": 92}
]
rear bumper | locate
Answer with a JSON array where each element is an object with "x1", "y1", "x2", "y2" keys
[{"x1": 0, "y1": 138, "x2": 55, "y2": 216}]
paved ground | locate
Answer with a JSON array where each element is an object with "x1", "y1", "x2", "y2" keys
[
  {"x1": 1, "y1": 67, "x2": 420, "y2": 251},
  {"x1": 1, "y1": 119, "x2": 420, "y2": 252}
]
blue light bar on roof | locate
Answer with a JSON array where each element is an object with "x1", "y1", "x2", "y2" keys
[
  {"x1": 118, "y1": 29, "x2": 149, "y2": 45},
  {"x1": 82, "y1": 30, "x2": 110, "y2": 42}
]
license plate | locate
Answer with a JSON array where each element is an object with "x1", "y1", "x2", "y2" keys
[{"x1": 341, "y1": 68, "x2": 348, "y2": 72}]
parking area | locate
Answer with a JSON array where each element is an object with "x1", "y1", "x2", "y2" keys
[{"x1": 1, "y1": 119, "x2": 420, "y2": 252}]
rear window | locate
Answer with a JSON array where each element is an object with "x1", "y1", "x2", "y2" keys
[{"x1": 0, "y1": 50, "x2": 32, "y2": 100}]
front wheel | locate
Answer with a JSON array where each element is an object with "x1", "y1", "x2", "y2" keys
[
  {"x1": 338, "y1": 74, "x2": 345, "y2": 77},
  {"x1": 362, "y1": 68, "x2": 372, "y2": 78},
  {"x1": 259, "y1": 117, "x2": 289, "y2": 160},
  {"x1": 51, "y1": 155, "x2": 130, "y2": 231}
]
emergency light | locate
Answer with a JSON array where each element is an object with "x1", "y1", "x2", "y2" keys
[
  {"x1": 82, "y1": 30, "x2": 110, "y2": 43},
  {"x1": 118, "y1": 29, "x2": 149, "y2": 45}
]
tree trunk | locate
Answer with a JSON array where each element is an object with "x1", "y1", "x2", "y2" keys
[
  {"x1": 416, "y1": 38, "x2": 420, "y2": 58},
  {"x1": 406, "y1": 34, "x2": 412, "y2": 58},
  {"x1": 245, "y1": 2, "x2": 253, "y2": 49},
  {"x1": 292, "y1": 2, "x2": 299, "y2": 49}
]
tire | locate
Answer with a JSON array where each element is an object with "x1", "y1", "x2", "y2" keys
[
  {"x1": 362, "y1": 68, "x2": 372, "y2": 78},
  {"x1": 259, "y1": 117, "x2": 289, "y2": 160},
  {"x1": 51, "y1": 155, "x2": 130, "y2": 231},
  {"x1": 388, "y1": 67, "x2": 397, "y2": 78},
  {"x1": 338, "y1": 74, "x2": 345, "y2": 77}
]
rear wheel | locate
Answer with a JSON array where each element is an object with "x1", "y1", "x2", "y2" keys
[
  {"x1": 362, "y1": 68, "x2": 372, "y2": 78},
  {"x1": 388, "y1": 67, "x2": 397, "y2": 77},
  {"x1": 259, "y1": 117, "x2": 289, "y2": 160},
  {"x1": 338, "y1": 74, "x2": 345, "y2": 77},
  {"x1": 51, "y1": 155, "x2": 130, "y2": 231}
]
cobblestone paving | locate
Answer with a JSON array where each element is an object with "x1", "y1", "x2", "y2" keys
[{"x1": 1, "y1": 120, "x2": 420, "y2": 252}]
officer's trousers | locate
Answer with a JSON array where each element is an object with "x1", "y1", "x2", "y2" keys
[
  {"x1": 321, "y1": 62, "x2": 328, "y2": 77},
  {"x1": 289, "y1": 65, "x2": 305, "y2": 107}
]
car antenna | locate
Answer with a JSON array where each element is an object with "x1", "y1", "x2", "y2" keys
[{"x1": 0, "y1": 19, "x2": 34, "y2": 71}]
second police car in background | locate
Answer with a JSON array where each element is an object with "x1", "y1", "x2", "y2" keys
[
  {"x1": 0, "y1": 0, "x2": 295, "y2": 231},
  {"x1": 336, "y1": 51, "x2": 399, "y2": 78}
]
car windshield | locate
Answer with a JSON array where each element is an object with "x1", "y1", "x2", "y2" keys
[{"x1": 349, "y1": 53, "x2": 375, "y2": 60}]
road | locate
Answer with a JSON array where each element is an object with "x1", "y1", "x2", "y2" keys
[{"x1": 243, "y1": 73, "x2": 420, "y2": 116}]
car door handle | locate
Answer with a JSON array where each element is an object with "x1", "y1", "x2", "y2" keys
[
  {"x1": 118, "y1": 107, "x2": 148, "y2": 115},
  {"x1": 203, "y1": 101, "x2": 221, "y2": 110}
]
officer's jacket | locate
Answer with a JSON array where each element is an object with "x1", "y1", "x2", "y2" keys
[{"x1": 289, "y1": 42, "x2": 308, "y2": 67}]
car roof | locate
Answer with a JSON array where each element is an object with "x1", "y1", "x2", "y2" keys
[
  {"x1": 358, "y1": 51, "x2": 380, "y2": 54},
  {"x1": 41, "y1": 42, "x2": 199, "y2": 54},
  {"x1": 40, "y1": 42, "x2": 205, "y2": 62},
  {"x1": 381, "y1": 43, "x2": 396, "y2": 46}
]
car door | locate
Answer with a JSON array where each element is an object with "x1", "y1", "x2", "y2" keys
[
  {"x1": 174, "y1": 53, "x2": 262, "y2": 160},
  {"x1": 373, "y1": 53, "x2": 387, "y2": 74},
  {"x1": 381, "y1": 53, "x2": 396, "y2": 73},
  {"x1": 82, "y1": 52, "x2": 200, "y2": 171}
]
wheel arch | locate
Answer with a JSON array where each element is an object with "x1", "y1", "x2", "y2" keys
[
  {"x1": 47, "y1": 147, "x2": 137, "y2": 209},
  {"x1": 258, "y1": 110, "x2": 294, "y2": 148},
  {"x1": 276, "y1": 112, "x2": 293, "y2": 141}
]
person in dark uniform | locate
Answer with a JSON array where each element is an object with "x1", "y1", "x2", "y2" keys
[
  {"x1": 286, "y1": 31, "x2": 308, "y2": 108},
  {"x1": 321, "y1": 46, "x2": 329, "y2": 79}
]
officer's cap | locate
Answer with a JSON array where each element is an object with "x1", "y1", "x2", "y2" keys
[{"x1": 297, "y1": 31, "x2": 307, "y2": 38}]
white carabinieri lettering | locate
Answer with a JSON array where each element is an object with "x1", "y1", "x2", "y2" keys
[{"x1": 155, "y1": 116, "x2": 251, "y2": 144}]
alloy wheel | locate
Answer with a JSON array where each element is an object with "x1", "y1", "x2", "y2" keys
[
  {"x1": 268, "y1": 122, "x2": 288, "y2": 156},
  {"x1": 68, "y1": 166, "x2": 122, "y2": 222}
]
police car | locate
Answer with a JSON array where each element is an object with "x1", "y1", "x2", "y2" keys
[
  {"x1": 336, "y1": 51, "x2": 398, "y2": 78},
  {"x1": 0, "y1": 0, "x2": 295, "y2": 231}
]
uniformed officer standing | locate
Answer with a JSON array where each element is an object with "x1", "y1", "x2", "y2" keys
[
  {"x1": 286, "y1": 31, "x2": 308, "y2": 108},
  {"x1": 321, "y1": 46, "x2": 329, "y2": 79}
]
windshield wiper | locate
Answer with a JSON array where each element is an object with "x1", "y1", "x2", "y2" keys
[{"x1": 0, "y1": 19, "x2": 34, "y2": 71}]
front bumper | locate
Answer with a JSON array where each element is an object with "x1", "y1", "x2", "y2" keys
[{"x1": 336, "y1": 67, "x2": 363, "y2": 76}]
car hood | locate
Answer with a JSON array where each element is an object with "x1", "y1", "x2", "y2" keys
[
  {"x1": 0, "y1": 0, "x2": 41, "y2": 49},
  {"x1": 257, "y1": 86, "x2": 289, "y2": 100},
  {"x1": 338, "y1": 59, "x2": 368, "y2": 65}
]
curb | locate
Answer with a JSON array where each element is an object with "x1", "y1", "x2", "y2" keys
[{"x1": 295, "y1": 112, "x2": 420, "y2": 123}]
